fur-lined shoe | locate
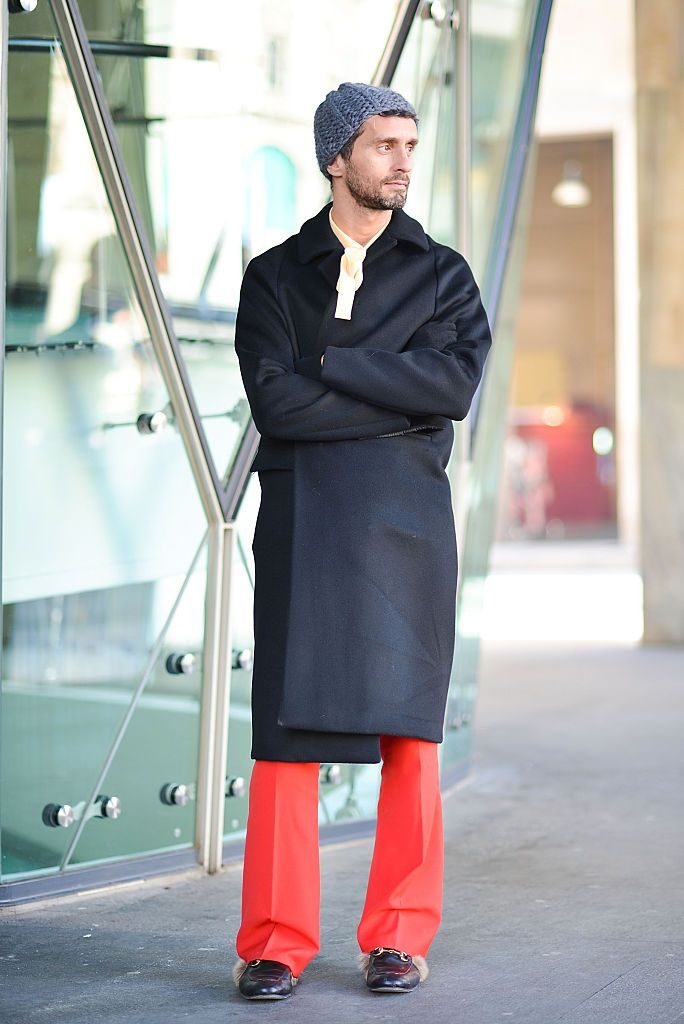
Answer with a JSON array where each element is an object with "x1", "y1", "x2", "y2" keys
[
  {"x1": 232, "y1": 957, "x2": 299, "y2": 1000},
  {"x1": 357, "y1": 946, "x2": 429, "y2": 993}
]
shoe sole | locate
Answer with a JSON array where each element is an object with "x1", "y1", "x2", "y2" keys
[
  {"x1": 239, "y1": 991, "x2": 293, "y2": 1000},
  {"x1": 367, "y1": 985, "x2": 418, "y2": 994}
]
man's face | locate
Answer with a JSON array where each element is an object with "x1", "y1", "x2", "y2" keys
[{"x1": 327, "y1": 114, "x2": 417, "y2": 210}]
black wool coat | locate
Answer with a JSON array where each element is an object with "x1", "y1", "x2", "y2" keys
[{"x1": 235, "y1": 199, "x2": 492, "y2": 763}]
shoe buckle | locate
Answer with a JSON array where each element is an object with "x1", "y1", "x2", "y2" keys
[
  {"x1": 373, "y1": 946, "x2": 410, "y2": 961},
  {"x1": 248, "y1": 959, "x2": 261, "y2": 966}
]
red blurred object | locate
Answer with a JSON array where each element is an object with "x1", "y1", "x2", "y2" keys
[{"x1": 513, "y1": 403, "x2": 616, "y2": 530}]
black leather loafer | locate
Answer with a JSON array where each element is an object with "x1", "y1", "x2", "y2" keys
[
  {"x1": 235, "y1": 958, "x2": 298, "y2": 1000},
  {"x1": 364, "y1": 946, "x2": 421, "y2": 993}
]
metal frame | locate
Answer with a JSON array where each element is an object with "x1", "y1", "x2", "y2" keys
[
  {"x1": 10, "y1": 36, "x2": 216, "y2": 59},
  {"x1": 195, "y1": 521, "x2": 236, "y2": 872},
  {"x1": 0, "y1": 848, "x2": 201, "y2": 909},
  {"x1": 373, "y1": 0, "x2": 422, "y2": 85}
]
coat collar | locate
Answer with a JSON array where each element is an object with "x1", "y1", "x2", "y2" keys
[{"x1": 296, "y1": 200, "x2": 430, "y2": 265}]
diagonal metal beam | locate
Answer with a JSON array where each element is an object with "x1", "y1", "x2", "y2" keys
[{"x1": 374, "y1": 0, "x2": 422, "y2": 85}]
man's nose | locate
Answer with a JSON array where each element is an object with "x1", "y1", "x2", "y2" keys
[{"x1": 393, "y1": 150, "x2": 413, "y2": 174}]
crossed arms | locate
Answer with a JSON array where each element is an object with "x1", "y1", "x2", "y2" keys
[{"x1": 234, "y1": 245, "x2": 492, "y2": 443}]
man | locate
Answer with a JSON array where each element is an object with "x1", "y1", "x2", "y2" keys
[{"x1": 232, "y1": 82, "x2": 492, "y2": 1000}]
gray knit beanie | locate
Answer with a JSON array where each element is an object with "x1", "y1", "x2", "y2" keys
[{"x1": 314, "y1": 81, "x2": 417, "y2": 181}]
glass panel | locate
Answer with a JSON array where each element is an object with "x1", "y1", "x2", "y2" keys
[
  {"x1": 391, "y1": 3, "x2": 460, "y2": 246},
  {"x1": 392, "y1": 0, "x2": 545, "y2": 778},
  {"x1": 441, "y1": 142, "x2": 539, "y2": 777},
  {"x1": 4, "y1": 3, "x2": 56, "y2": 38},
  {"x1": 66, "y1": 539, "x2": 208, "y2": 868},
  {"x1": 471, "y1": 0, "x2": 537, "y2": 277},
  {"x1": 75, "y1": 0, "x2": 402, "y2": 484},
  {"x1": 2, "y1": 9, "x2": 206, "y2": 880},
  {"x1": 440, "y1": 1, "x2": 545, "y2": 772}
]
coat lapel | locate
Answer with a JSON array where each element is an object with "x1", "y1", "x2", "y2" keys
[{"x1": 316, "y1": 248, "x2": 344, "y2": 291}]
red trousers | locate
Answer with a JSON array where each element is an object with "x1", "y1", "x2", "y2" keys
[{"x1": 235, "y1": 734, "x2": 444, "y2": 977}]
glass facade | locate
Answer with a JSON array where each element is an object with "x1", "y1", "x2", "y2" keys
[
  {"x1": 444, "y1": 0, "x2": 553, "y2": 774},
  {"x1": 471, "y1": 0, "x2": 540, "y2": 277},
  {"x1": 0, "y1": 0, "x2": 551, "y2": 898},
  {"x1": 2, "y1": 7, "x2": 209, "y2": 881}
]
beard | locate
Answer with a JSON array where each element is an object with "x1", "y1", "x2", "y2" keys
[{"x1": 342, "y1": 157, "x2": 409, "y2": 210}]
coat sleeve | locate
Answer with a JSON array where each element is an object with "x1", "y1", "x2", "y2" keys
[
  {"x1": 294, "y1": 247, "x2": 492, "y2": 421},
  {"x1": 234, "y1": 251, "x2": 414, "y2": 441}
]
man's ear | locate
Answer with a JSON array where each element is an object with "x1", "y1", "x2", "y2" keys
[{"x1": 326, "y1": 154, "x2": 344, "y2": 180}]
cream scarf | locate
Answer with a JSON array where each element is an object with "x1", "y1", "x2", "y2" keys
[{"x1": 328, "y1": 207, "x2": 391, "y2": 320}]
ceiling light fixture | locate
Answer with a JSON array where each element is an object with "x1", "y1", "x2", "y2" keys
[{"x1": 551, "y1": 159, "x2": 592, "y2": 208}]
